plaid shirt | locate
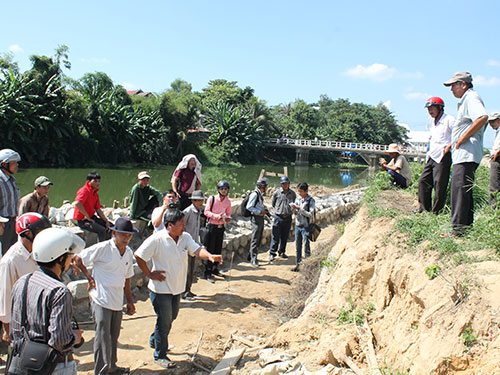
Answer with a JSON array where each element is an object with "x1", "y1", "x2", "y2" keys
[{"x1": 0, "y1": 170, "x2": 20, "y2": 217}]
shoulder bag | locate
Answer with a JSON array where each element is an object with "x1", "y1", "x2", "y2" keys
[{"x1": 305, "y1": 197, "x2": 321, "y2": 242}]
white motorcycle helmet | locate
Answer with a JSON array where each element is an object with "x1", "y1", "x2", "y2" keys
[
  {"x1": 33, "y1": 228, "x2": 85, "y2": 263},
  {"x1": 0, "y1": 149, "x2": 21, "y2": 164}
]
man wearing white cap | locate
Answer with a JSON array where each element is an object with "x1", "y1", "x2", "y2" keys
[
  {"x1": 129, "y1": 171, "x2": 163, "y2": 222},
  {"x1": 443, "y1": 71, "x2": 488, "y2": 235},
  {"x1": 379, "y1": 144, "x2": 412, "y2": 188},
  {"x1": 488, "y1": 112, "x2": 500, "y2": 207},
  {"x1": 18, "y1": 176, "x2": 53, "y2": 216}
]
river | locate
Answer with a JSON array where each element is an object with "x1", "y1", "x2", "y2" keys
[{"x1": 14, "y1": 165, "x2": 370, "y2": 207}]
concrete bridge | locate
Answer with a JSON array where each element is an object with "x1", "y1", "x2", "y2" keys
[{"x1": 265, "y1": 138, "x2": 427, "y2": 167}]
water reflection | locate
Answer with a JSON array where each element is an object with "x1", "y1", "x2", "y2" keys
[{"x1": 15, "y1": 165, "x2": 369, "y2": 207}]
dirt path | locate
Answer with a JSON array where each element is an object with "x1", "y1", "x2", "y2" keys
[{"x1": 69, "y1": 225, "x2": 338, "y2": 374}]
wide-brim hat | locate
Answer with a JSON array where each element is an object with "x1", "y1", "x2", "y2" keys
[
  {"x1": 385, "y1": 143, "x2": 401, "y2": 154},
  {"x1": 109, "y1": 217, "x2": 139, "y2": 234},
  {"x1": 443, "y1": 71, "x2": 472, "y2": 87},
  {"x1": 189, "y1": 190, "x2": 207, "y2": 200}
]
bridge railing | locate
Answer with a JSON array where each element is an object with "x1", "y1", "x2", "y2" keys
[{"x1": 266, "y1": 138, "x2": 427, "y2": 155}]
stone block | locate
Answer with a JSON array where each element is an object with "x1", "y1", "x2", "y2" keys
[{"x1": 67, "y1": 280, "x2": 90, "y2": 300}]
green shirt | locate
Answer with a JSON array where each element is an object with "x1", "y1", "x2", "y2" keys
[{"x1": 129, "y1": 183, "x2": 163, "y2": 219}]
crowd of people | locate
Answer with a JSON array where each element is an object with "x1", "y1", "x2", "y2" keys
[
  {"x1": 0, "y1": 152, "x2": 317, "y2": 372},
  {"x1": 0, "y1": 70, "x2": 498, "y2": 373}
]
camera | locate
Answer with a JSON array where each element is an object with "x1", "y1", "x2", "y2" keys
[{"x1": 168, "y1": 201, "x2": 180, "y2": 209}]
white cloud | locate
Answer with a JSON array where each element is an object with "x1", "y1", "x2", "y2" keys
[
  {"x1": 475, "y1": 75, "x2": 500, "y2": 87},
  {"x1": 8, "y1": 44, "x2": 23, "y2": 53},
  {"x1": 344, "y1": 63, "x2": 396, "y2": 82},
  {"x1": 80, "y1": 57, "x2": 110, "y2": 64},
  {"x1": 344, "y1": 63, "x2": 423, "y2": 82},
  {"x1": 382, "y1": 100, "x2": 391, "y2": 109},
  {"x1": 121, "y1": 82, "x2": 139, "y2": 91},
  {"x1": 403, "y1": 91, "x2": 431, "y2": 100},
  {"x1": 487, "y1": 59, "x2": 500, "y2": 67}
]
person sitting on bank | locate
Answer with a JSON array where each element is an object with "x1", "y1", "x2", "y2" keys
[
  {"x1": 379, "y1": 143, "x2": 412, "y2": 189},
  {"x1": 18, "y1": 176, "x2": 53, "y2": 217},
  {"x1": 171, "y1": 154, "x2": 202, "y2": 210},
  {"x1": 488, "y1": 112, "x2": 500, "y2": 207},
  {"x1": 73, "y1": 171, "x2": 111, "y2": 242},
  {"x1": 129, "y1": 171, "x2": 163, "y2": 222}
]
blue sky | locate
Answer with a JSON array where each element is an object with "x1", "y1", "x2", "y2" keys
[{"x1": 3, "y1": 0, "x2": 500, "y2": 145}]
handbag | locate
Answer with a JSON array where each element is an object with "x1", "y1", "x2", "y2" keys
[
  {"x1": 17, "y1": 273, "x2": 58, "y2": 375},
  {"x1": 304, "y1": 197, "x2": 321, "y2": 242}
]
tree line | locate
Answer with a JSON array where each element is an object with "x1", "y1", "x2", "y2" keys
[{"x1": 0, "y1": 46, "x2": 407, "y2": 167}]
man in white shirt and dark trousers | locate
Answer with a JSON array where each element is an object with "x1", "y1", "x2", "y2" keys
[
  {"x1": 443, "y1": 71, "x2": 488, "y2": 236},
  {"x1": 182, "y1": 190, "x2": 206, "y2": 299},
  {"x1": 418, "y1": 97, "x2": 454, "y2": 213},
  {"x1": 134, "y1": 209, "x2": 222, "y2": 369},
  {"x1": 75, "y1": 217, "x2": 137, "y2": 375},
  {"x1": 488, "y1": 112, "x2": 500, "y2": 207},
  {"x1": 246, "y1": 178, "x2": 269, "y2": 268}
]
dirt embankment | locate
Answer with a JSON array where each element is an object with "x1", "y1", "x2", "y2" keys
[{"x1": 266, "y1": 191, "x2": 500, "y2": 375}]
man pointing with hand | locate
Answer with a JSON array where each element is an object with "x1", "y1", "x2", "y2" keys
[{"x1": 134, "y1": 209, "x2": 222, "y2": 369}]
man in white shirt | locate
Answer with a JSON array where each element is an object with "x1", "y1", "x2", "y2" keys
[
  {"x1": 443, "y1": 71, "x2": 488, "y2": 236},
  {"x1": 488, "y1": 112, "x2": 500, "y2": 207},
  {"x1": 75, "y1": 217, "x2": 137, "y2": 375},
  {"x1": 134, "y1": 209, "x2": 222, "y2": 369},
  {"x1": 418, "y1": 97, "x2": 454, "y2": 213},
  {"x1": 0, "y1": 213, "x2": 51, "y2": 343},
  {"x1": 151, "y1": 190, "x2": 178, "y2": 231}
]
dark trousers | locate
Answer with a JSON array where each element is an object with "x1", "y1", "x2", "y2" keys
[
  {"x1": 451, "y1": 162, "x2": 478, "y2": 234},
  {"x1": 143, "y1": 197, "x2": 160, "y2": 220},
  {"x1": 269, "y1": 215, "x2": 292, "y2": 256},
  {"x1": 204, "y1": 225, "x2": 224, "y2": 275},
  {"x1": 490, "y1": 160, "x2": 500, "y2": 207},
  {"x1": 179, "y1": 194, "x2": 191, "y2": 211},
  {"x1": 387, "y1": 170, "x2": 407, "y2": 188},
  {"x1": 249, "y1": 216, "x2": 264, "y2": 261},
  {"x1": 185, "y1": 255, "x2": 196, "y2": 293},
  {"x1": 92, "y1": 302, "x2": 122, "y2": 375},
  {"x1": 149, "y1": 292, "x2": 180, "y2": 360},
  {"x1": 77, "y1": 215, "x2": 111, "y2": 242},
  {"x1": 418, "y1": 152, "x2": 452, "y2": 213},
  {"x1": 0, "y1": 217, "x2": 16, "y2": 255}
]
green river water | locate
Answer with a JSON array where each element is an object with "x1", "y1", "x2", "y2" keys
[{"x1": 14, "y1": 165, "x2": 370, "y2": 207}]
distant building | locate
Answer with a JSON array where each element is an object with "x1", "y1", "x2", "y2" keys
[
  {"x1": 127, "y1": 89, "x2": 155, "y2": 98},
  {"x1": 399, "y1": 122, "x2": 429, "y2": 161}
]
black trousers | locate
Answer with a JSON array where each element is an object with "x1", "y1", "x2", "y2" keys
[
  {"x1": 451, "y1": 162, "x2": 478, "y2": 234},
  {"x1": 418, "y1": 152, "x2": 452, "y2": 213},
  {"x1": 204, "y1": 224, "x2": 224, "y2": 275},
  {"x1": 0, "y1": 217, "x2": 16, "y2": 255},
  {"x1": 490, "y1": 160, "x2": 500, "y2": 207},
  {"x1": 77, "y1": 215, "x2": 112, "y2": 242},
  {"x1": 249, "y1": 216, "x2": 265, "y2": 261},
  {"x1": 269, "y1": 215, "x2": 292, "y2": 255}
]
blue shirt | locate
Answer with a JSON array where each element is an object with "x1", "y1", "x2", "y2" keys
[{"x1": 0, "y1": 170, "x2": 20, "y2": 217}]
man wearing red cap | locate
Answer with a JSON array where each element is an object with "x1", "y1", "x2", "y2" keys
[{"x1": 418, "y1": 97, "x2": 454, "y2": 213}]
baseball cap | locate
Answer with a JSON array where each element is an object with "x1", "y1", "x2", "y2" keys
[
  {"x1": 138, "y1": 171, "x2": 150, "y2": 179},
  {"x1": 34, "y1": 176, "x2": 53, "y2": 187},
  {"x1": 443, "y1": 71, "x2": 473, "y2": 87},
  {"x1": 489, "y1": 112, "x2": 500, "y2": 121}
]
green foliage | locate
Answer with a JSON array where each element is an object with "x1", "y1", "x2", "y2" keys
[
  {"x1": 462, "y1": 327, "x2": 478, "y2": 350},
  {"x1": 425, "y1": 265, "x2": 441, "y2": 280},
  {"x1": 320, "y1": 256, "x2": 337, "y2": 272},
  {"x1": 337, "y1": 296, "x2": 374, "y2": 325}
]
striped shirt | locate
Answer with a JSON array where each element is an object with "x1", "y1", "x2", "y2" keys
[
  {"x1": 10, "y1": 270, "x2": 75, "y2": 354},
  {"x1": 0, "y1": 170, "x2": 20, "y2": 217}
]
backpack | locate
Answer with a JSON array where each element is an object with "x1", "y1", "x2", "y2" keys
[{"x1": 241, "y1": 191, "x2": 258, "y2": 217}]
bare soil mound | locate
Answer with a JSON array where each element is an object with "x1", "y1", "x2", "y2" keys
[{"x1": 264, "y1": 191, "x2": 500, "y2": 374}]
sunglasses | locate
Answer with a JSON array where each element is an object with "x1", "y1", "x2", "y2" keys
[{"x1": 218, "y1": 187, "x2": 229, "y2": 191}]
